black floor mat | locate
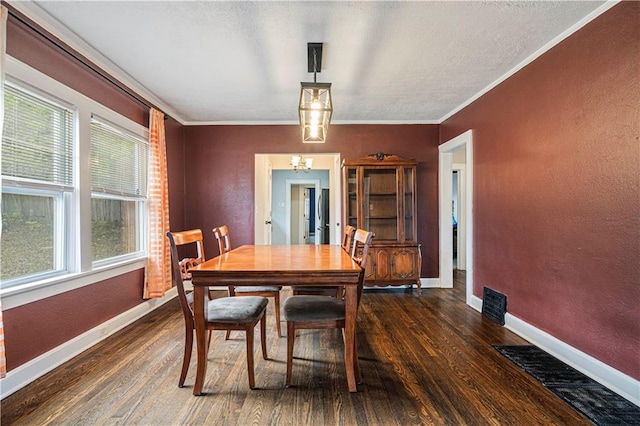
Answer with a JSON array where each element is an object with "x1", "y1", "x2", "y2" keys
[{"x1": 493, "y1": 345, "x2": 640, "y2": 425}]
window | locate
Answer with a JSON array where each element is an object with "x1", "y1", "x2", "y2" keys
[
  {"x1": 90, "y1": 118, "x2": 148, "y2": 263},
  {"x1": 1, "y1": 63, "x2": 149, "y2": 293},
  {"x1": 1, "y1": 83, "x2": 73, "y2": 285}
]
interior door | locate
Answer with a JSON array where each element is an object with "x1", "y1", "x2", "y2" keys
[
  {"x1": 265, "y1": 161, "x2": 272, "y2": 245},
  {"x1": 255, "y1": 156, "x2": 272, "y2": 245},
  {"x1": 303, "y1": 188, "x2": 311, "y2": 244}
]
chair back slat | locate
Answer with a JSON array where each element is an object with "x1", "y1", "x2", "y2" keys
[
  {"x1": 341, "y1": 225, "x2": 356, "y2": 253},
  {"x1": 351, "y1": 229, "x2": 374, "y2": 306},
  {"x1": 351, "y1": 229, "x2": 374, "y2": 270},
  {"x1": 212, "y1": 225, "x2": 232, "y2": 255}
]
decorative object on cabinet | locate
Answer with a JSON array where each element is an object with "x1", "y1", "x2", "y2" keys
[{"x1": 342, "y1": 153, "x2": 422, "y2": 289}]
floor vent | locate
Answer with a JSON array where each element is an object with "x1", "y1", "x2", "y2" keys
[{"x1": 482, "y1": 287, "x2": 507, "y2": 325}]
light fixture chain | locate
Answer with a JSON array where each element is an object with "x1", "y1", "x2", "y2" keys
[{"x1": 313, "y1": 48, "x2": 317, "y2": 83}]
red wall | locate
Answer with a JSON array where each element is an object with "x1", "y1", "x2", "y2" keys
[
  {"x1": 3, "y1": 270, "x2": 144, "y2": 370},
  {"x1": 3, "y1": 12, "x2": 187, "y2": 370},
  {"x1": 184, "y1": 124, "x2": 440, "y2": 276},
  {"x1": 440, "y1": 2, "x2": 640, "y2": 379}
]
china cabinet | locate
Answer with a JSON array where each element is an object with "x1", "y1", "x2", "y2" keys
[{"x1": 343, "y1": 153, "x2": 421, "y2": 288}]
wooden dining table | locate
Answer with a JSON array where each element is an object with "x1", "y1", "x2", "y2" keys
[{"x1": 189, "y1": 244, "x2": 364, "y2": 395}]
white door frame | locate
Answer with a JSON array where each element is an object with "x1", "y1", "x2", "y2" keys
[
  {"x1": 286, "y1": 180, "x2": 320, "y2": 244},
  {"x1": 439, "y1": 130, "x2": 474, "y2": 306},
  {"x1": 254, "y1": 156, "x2": 272, "y2": 245},
  {"x1": 254, "y1": 153, "x2": 341, "y2": 245},
  {"x1": 452, "y1": 163, "x2": 467, "y2": 269}
]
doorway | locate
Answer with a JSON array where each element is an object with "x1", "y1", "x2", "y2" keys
[
  {"x1": 287, "y1": 180, "x2": 321, "y2": 245},
  {"x1": 254, "y1": 154, "x2": 341, "y2": 245},
  {"x1": 439, "y1": 130, "x2": 474, "y2": 306}
]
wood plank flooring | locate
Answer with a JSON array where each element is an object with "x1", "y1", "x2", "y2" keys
[{"x1": 2, "y1": 272, "x2": 590, "y2": 425}]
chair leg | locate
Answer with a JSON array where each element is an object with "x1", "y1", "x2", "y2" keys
[
  {"x1": 225, "y1": 286, "x2": 236, "y2": 341},
  {"x1": 179, "y1": 326, "x2": 193, "y2": 387},
  {"x1": 246, "y1": 324, "x2": 256, "y2": 390},
  {"x1": 286, "y1": 321, "x2": 295, "y2": 387},
  {"x1": 260, "y1": 314, "x2": 268, "y2": 360},
  {"x1": 274, "y1": 292, "x2": 282, "y2": 337}
]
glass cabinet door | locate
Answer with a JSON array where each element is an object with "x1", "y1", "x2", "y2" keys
[
  {"x1": 363, "y1": 168, "x2": 398, "y2": 241},
  {"x1": 404, "y1": 167, "x2": 414, "y2": 241},
  {"x1": 346, "y1": 167, "x2": 358, "y2": 229}
]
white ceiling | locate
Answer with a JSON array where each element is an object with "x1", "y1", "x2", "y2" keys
[{"x1": 17, "y1": 1, "x2": 611, "y2": 125}]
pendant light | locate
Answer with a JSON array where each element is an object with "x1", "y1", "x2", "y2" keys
[{"x1": 299, "y1": 43, "x2": 332, "y2": 143}]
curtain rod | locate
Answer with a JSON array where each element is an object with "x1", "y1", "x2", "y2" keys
[{"x1": 5, "y1": 5, "x2": 168, "y2": 120}]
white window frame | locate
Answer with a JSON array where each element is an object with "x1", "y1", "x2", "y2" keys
[
  {"x1": 1, "y1": 56, "x2": 149, "y2": 310},
  {"x1": 1, "y1": 185, "x2": 68, "y2": 285},
  {"x1": 1, "y1": 78, "x2": 75, "y2": 287},
  {"x1": 90, "y1": 193, "x2": 147, "y2": 268},
  {"x1": 89, "y1": 115, "x2": 148, "y2": 266}
]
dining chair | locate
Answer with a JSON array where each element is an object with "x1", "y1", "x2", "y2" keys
[
  {"x1": 213, "y1": 225, "x2": 283, "y2": 337},
  {"x1": 292, "y1": 225, "x2": 357, "y2": 298},
  {"x1": 283, "y1": 228, "x2": 375, "y2": 386},
  {"x1": 167, "y1": 229, "x2": 269, "y2": 390}
]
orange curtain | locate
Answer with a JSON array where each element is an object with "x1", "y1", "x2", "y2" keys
[
  {"x1": 0, "y1": 5, "x2": 8, "y2": 379},
  {"x1": 143, "y1": 109, "x2": 171, "y2": 298}
]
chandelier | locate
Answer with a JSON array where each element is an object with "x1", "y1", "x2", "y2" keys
[
  {"x1": 299, "y1": 43, "x2": 332, "y2": 143},
  {"x1": 290, "y1": 155, "x2": 313, "y2": 173}
]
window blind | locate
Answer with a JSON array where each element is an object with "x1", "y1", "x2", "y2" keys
[
  {"x1": 90, "y1": 118, "x2": 148, "y2": 198},
  {"x1": 1, "y1": 85, "x2": 74, "y2": 186}
]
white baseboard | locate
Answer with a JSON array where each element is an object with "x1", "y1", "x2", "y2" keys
[
  {"x1": 0, "y1": 287, "x2": 177, "y2": 400},
  {"x1": 470, "y1": 295, "x2": 638, "y2": 405},
  {"x1": 470, "y1": 294, "x2": 483, "y2": 312},
  {"x1": 504, "y1": 314, "x2": 639, "y2": 406},
  {"x1": 419, "y1": 278, "x2": 440, "y2": 288}
]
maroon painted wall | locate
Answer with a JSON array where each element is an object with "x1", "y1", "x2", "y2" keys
[
  {"x1": 3, "y1": 12, "x2": 187, "y2": 370},
  {"x1": 165, "y1": 118, "x2": 187, "y2": 231},
  {"x1": 440, "y1": 2, "x2": 640, "y2": 379},
  {"x1": 3, "y1": 270, "x2": 144, "y2": 370},
  {"x1": 184, "y1": 124, "x2": 440, "y2": 276}
]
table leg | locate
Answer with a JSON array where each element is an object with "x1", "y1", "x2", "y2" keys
[
  {"x1": 193, "y1": 285, "x2": 207, "y2": 396},
  {"x1": 344, "y1": 285, "x2": 358, "y2": 392}
]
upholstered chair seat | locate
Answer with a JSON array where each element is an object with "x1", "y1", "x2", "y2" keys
[
  {"x1": 206, "y1": 296, "x2": 268, "y2": 322},
  {"x1": 283, "y1": 296, "x2": 345, "y2": 322}
]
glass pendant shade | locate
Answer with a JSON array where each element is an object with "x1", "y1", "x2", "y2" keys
[{"x1": 299, "y1": 82, "x2": 332, "y2": 143}]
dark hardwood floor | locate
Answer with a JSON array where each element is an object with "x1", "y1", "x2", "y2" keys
[{"x1": 2, "y1": 271, "x2": 590, "y2": 425}]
